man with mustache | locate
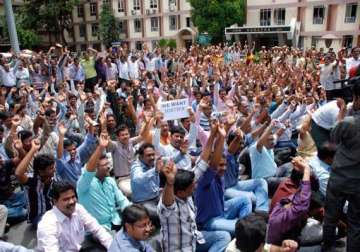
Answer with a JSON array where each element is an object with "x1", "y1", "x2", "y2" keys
[{"x1": 37, "y1": 181, "x2": 112, "y2": 251}]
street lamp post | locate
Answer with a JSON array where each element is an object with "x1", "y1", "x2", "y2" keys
[{"x1": 4, "y1": 0, "x2": 20, "y2": 53}]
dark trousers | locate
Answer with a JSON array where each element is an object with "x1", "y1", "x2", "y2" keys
[{"x1": 323, "y1": 175, "x2": 360, "y2": 252}]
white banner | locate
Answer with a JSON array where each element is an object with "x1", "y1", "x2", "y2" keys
[{"x1": 159, "y1": 98, "x2": 189, "y2": 121}]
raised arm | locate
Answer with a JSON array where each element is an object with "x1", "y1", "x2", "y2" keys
[
  {"x1": 86, "y1": 133, "x2": 109, "y2": 172},
  {"x1": 57, "y1": 122, "x2": 67, "y2": 159},
  {"x1": 210, "y1": 123, "x2": 226, "y2": 169},
  {"x1": 15, "y1": 139, "x2": 41, "y2": 184},
  {"x1": 161, "y1": 161, "x2": 177, "y2": 207}
]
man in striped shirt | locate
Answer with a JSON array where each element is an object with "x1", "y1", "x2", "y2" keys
[{"x1": 158, "y1": 124, "x2": 231, "y2": 252}]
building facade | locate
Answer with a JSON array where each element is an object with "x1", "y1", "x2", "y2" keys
[
  {"x1": 65, "y1": 0, "x2": 196, "y2": 51},
  {"x1": 225, "y1": 0, "x2": 360, "y2": 51}
]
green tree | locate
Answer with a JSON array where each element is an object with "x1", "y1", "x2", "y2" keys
[
  {"x1": 1, "y1": 16, "x2": 40, "y2": 49},
  {"x1": 99, "y1": 3, "x2": 120, "y2": 48},
  {"x1": 167, "y1": 39, "x2": 177, "y2": 50},
  {"x1": 19, "y1": 0, "x2": 79, "y2": 44},
  {"x1": 189, "y1": 0, "x2": 246, "y2": 44}
]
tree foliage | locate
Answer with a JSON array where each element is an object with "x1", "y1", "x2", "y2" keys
[
  {"x1": 189, "y1": 0, "x2": 246, "y2": 43},
  {"x1": 1, "y1": 15, "x2": 40, "y2": 49},
  {"x1": 157, "y1": 38, "x2": 177, "y2": 50},
  {"x1": 99, "y1": 3, "x2": 120, "y2": 48},
  {"x1": 19, "y1": 0, "x2": 79, "y2": 44}
]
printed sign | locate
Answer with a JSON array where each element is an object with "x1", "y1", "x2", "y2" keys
[{"x1": 159, "y1": 98, "x2": 189, "y2": 121}]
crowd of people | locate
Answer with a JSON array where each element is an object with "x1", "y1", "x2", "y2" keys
[{"x1": 0, "y1": 41, "x2": 360, "y2": 252}]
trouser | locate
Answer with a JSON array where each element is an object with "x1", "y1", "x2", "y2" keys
[
  {"x1": 197, "y1": 230, "x2": 231, "y2": 252},
  {"x1": 85, "y1": 77, "x2": 97, "y2": 92},
  {"x1": 323, "y1": 175, "x2": 360, "y2": 252},
  {"x1": 0, "y1": 191, "x2": 27, "y2": 224},
  {"x1": 202, "y1": 196, "x2": 252, "y2": 236},
  {"x1": 137, "y1": 197, "x2": 160, "y2": 229},
  {"x1": 0, "y1": 205, "x2": 8, "y2": 237},
  {"x1": 224, "y1": 178, "x2": 269, "y2": 212},
  {"x1": 116, "y1": 176, "x2": 132, "y2": 199},
  {"x1": 310, "y1": 120, "x2": 330, "y2": 150}
]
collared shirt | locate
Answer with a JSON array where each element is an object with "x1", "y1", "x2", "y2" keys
[
  {"x1": 69, "y1": 64, "x2": 85, "y2": 82},
  {"x1": 158, "y1": 196, "x2": 200, "y2": 252},
  {"x1": 308, "y1": 156, "x2": 331, "y2": 197},
  {"x1": 249, "y1": 143, "x2": 277, "y2": 179},
  {"x1": 117, "y1": 60, "x2": 129, "y2": 80},
  {"x1": 0, "y1": 67, "x2": 17, "y2": 87},
  {"x1": 80, "y1": 57, "x2": 97, "y2": 79},
  {"x1": 107, "y1": 139, "x2": 136, "y2": 177},
  {"x1": 0, "y1": 241, "x2": 33, "y2": 252},
  {"x1": 130, "y1": 160, "x2": 160, "y2": 203},
  {"x1": 224, "y1": 153, "x2": 240, "y2": 189},
  {"x1": 105, "y1": 63, "x2": 118, "y2": 81},
  {"x1": 108, "y1": 229, "x2": 154, "y2": 252},
  {"x1": 195, "y1": 167, "x2": 225, "y2": 226},
  {"x1": 37, "y1": 204, "x2": 113, "y2": 252},
  {"x1": 56, "y1": 134, "x2": 97, "y2": 187},
  {"x1": 152, "y1": 126, "x2": 196, "y2": 171},
  {"x1": 24, "y1": 176, "x2": 53, "y2": 224},
  {"x1": 77, "y1": 170, "x2": 130, "y2": 229},
  {"x1": 267, "y1": 181, "x2": 311, "y2": 245}
]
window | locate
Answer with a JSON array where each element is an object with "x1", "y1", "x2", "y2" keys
[
  {"x1": 90, "y1": 3, "x2": 97, "y2": 16},
  {"x1": 169, "y1": 15, "x2": 177, "y2": 30},
  {"x1": 343, "y1": 35, "x2": 353, "y2": 48},
  {"x1": 119, "y1": 21, "x2": 126, "y2": 33},
  {"x1": 313, "y1": 6, "x2": 325, "y2": 24},
  {"x1": 103, "y1": 0, "x2": 110, "y2": 5},
  {"x1": 345, "y1": 3, "x2": 357, "y2": 23},
  {"x1": 91, "y1": 24, "x2": 98, "y2": 37},
  {"x1": 260, "y1": 9, "x2": 271, "y2": 26},
  {"x1": 118, "y1": 0, "x2": 124, "y2": 12},
  {"x1": 135, "y1": 41, "x2": 143, "y2": 50},
  {"x1": 150, "y1": 17, "x2": 159, "y2": 32},
  {"x1": 79, "y1": 24, "x2": 86, "y2": 38},
  {"x1": 77, "y1": 5, "x2": 84, "y2": 18},
  {"x1": 150, "y1": 0, "x2": 158, "y2": 9},
  {"x1": 151, "y1": 40, "x2": 158, "y2": 49},
  {"x1": 186, "y1": 17, "x2": 191, "y2": 27},
  {"x1": 169, "y1": 0, "x2": 176, "y2": 11},
  {"x1": 274, "y1": 8, "x2": 285, "y2": 25},
  {"x1": 133, "y1": 0, "x2": 140, "y2": 10},
  {"x1": 311, "y1": 36, "x2": 321, "y2": 48},
  {"x1": 134, "y1": 19, "x2": 141, "y2": 33}
]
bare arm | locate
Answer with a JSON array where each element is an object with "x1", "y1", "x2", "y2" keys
[{"x1": 15, "y1": 139, "x2": 40, "y2": 184}]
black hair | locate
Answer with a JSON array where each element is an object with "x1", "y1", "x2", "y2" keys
[
  {"x1": 317, "y1": 142, "x2": 336, "y2": 161},
  {"x1": 174, "y1": 169, "x2": 195, "y2": 194},
  {"x1": 170, "y1": 125, "x2": 186, "y2": 136},
  {"x1": 49, "y1": 181, "x2": 76, "y2": 200},
  {"x1": 63, "y1": 138, "x2": 75, "y2": 149},
  {"x1": 18, "y1": 130, "x2": 32, "y2": 142},
  {"x1": 0, "y1": 125, "x2": 4, "y2": 133},
  {"x1": 33, "y1": 154, "x2": 55, "y2": 174},
  {"x1": 116, "y1": 124, "x2": 129, "y2": 135},
  {"x1": 137, "y1": 143, "x2": 155, "y2": 156},
  {"x1": 235, "y1": 213, "x2": 267, "y2": 252},
  {"x1": 45, "y1": 108, "x2": 56, "y2": 117},
  {"x1": 122, "y1": 204, "x2": 150, "y2": 231}
]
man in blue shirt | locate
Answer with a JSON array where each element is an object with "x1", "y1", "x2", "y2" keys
[
  {"x1": 131, "y1": 143, "x2": 161, "y2": 228},
  {"x1": 225, "y1": 129, "x2": 269, "y2": 213},
  {"x1": 109, "y1": 204, "x2": 154, "y2": 252},
  {"x1": 195, "y1": 123, "x2": 252, "y2": 236},
  {"x1": 77, "y1": 133, "x2": 130, "y2": 230},
  {"x1": 56, "y1": 123, "x2": 97, "y2": 187},
  {"x1": 308, "y1": 142, "x2": 335, "y2": 198}
]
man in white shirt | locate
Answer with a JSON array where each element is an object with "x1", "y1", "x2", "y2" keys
[
  {"x1": 117, "y1": 55, "x2": 129, "y2": 82},
  {"x1": 345, "y1": 47, "x2": 360, "y2": 78},
  {"x1": 37, "y1": 181, "x2": 113, "y2": 252},
  {"x1": 105, "y1": 57, "x2": 118, "y2": 81}
]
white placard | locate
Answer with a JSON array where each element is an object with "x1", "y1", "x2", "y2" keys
[{"x1": 159, "y1": 98, "x2": 189, "y2": 121}]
